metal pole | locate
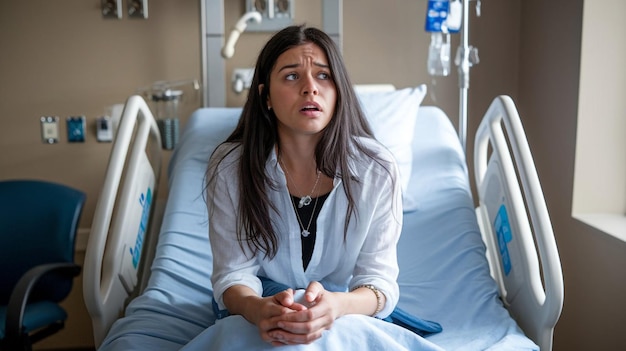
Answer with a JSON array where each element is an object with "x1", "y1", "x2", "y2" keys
[
  {"x1": 458, "y1": 0, "x2": 470, "y2": 152},
  {"x1": 322, "y1": 0, "x2": 343, "y2": 51},
  {"x1": 201, "y1": 0, "x2": 226, "y2": 107}
]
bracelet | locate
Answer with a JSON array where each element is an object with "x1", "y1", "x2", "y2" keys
[{"x1": 352, "y1": 284, "x2": 383, "y2": 317}]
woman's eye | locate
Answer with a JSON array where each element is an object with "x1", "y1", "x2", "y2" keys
[
  {"x1": 318, "y1": 72, "x2": 330, "y2": 80},
  {"x1": 285, "y1": 73, "x2": 298, "y2": 81}
]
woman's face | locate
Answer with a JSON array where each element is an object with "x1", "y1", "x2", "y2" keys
[{"x1": 266, "y1": 42, "x2": 337, "y2": 140}]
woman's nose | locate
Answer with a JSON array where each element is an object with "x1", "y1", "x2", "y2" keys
[{"x1": 301, "y1": 74, "x2": 319, "y2": 96}]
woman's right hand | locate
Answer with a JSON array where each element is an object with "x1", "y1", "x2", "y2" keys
[
  {"x1": 253, "y1": 289, "x2": 310, "y2": 345},
  {"x1": 224, "y1": 286, "x2": 309, "y2": 346}
]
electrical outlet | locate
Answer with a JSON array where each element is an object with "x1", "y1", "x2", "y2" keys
[
  {"x1": 102, "y1": 0, "x2": 122, "y2": 19},
  {"x1": 128, "y1": 0, "x2": 148, "y2": 19},
  {"x1": 67, "y1": 116, "x2": 86, "y2": 142},
  {"x1": 40, "y1": 116, "x2": 59, "y2": 144}
]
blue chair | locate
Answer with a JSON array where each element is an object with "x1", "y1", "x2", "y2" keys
[{"x1": 0, "y1": 180, "x2": 85, "y2": 351}]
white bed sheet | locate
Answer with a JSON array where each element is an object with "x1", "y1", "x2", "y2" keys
[{"x1": 99, "y1": 106, "x2": 537, "y2": 350}]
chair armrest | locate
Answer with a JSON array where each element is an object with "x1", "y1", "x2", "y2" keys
[{"x1": 5, "y1": 262, "x2": 81, "y2": 341}]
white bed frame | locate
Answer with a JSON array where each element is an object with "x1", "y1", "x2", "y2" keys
[
  {"x1": 83, "y1": 94, "x2": 564, "y2": 350},
  {"x1": 83, "y1": 96, "x2": 163, "y2": 346},
  {"x1": 474, "y1": 95, "x2": 563, "y2": 351}
]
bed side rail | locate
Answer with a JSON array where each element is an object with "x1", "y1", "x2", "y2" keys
[
  {"x1": 474, "y1": 95, "x2": 563, "y2": 351},
  {"x1": 83, "y1": 95, "x2": 162, "y2": 347}
]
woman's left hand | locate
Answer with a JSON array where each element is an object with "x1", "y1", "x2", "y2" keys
[{"x1": 266, "y1": 281, "x2": 341, "y2": 345}]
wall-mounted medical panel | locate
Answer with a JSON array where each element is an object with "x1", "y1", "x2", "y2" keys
[
  {"x1": 40, "y1": 116, "x2": 60, "y2": 144},
  {"x1": 128, "y1": 0, "x2": 148, "y2": 19},
  {"x1": 67, "y1": 116, "x2": 86, "y2": 143},
  {"x1": 101, "y1": 0, "x2": 123, "y2": 19},
  {"x1": 245, "y1": 0, "x2": 294, "y2": 32}
]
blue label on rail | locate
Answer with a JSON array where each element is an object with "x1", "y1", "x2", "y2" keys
[
  {"x1": 494, "y1": 204, "x2": 512, "y2": 276},
  {"x1": 130, "y1": 187, "x2": 152, "y2": 269}
]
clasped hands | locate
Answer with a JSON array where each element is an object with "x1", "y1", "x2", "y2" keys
[{"x1": 253, "y1": 281, "x2": 338, "y2": 346}]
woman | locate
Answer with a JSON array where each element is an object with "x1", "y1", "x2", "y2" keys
[{"x1": 206, "y1": 25, "x2": 403, "y2": 346}]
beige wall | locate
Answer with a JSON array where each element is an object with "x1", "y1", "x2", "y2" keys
[
  {"x1": 573, "y1": 0, "x2": 626, "y2": 215},
  {"x1": 1, "y1": 0, "x2": 625, "y2": 350},
  {"x1": 0, "y1": 0, "x2": 202, "y2": 349},
  {"x1": 0, "y1": 0, "x2": 202, "y2": 230},
  {"x1": 518, "y1": 0, "x2": 626, "y2": 349}
]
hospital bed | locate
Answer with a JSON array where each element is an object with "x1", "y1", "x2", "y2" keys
[{"x1": 83, "y1": 85, "x2": 563, "y2": 350}]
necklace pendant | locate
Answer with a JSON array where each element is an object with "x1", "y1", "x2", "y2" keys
[
  {"x1": 301, "y1": 229, "x2": 310, "y2": 237},
  {"x1": 298, "y1": 195, "x2": 312, "y2": 208}
]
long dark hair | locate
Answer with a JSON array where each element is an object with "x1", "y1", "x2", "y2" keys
[{"x1": 208, "y1": 25, "x2": 384, "y2": 259}]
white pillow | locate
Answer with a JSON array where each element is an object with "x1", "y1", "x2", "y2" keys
[{"x1": 356, "y1": 84, "x2": 427, "y2": 212}]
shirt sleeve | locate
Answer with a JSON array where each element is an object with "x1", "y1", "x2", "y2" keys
[
  {"x1": 206, "y1": 145, "x2": 263, "y2": 309},
  {"x1": 349, "y1": 148, "x2": 403, "y2": 318}
]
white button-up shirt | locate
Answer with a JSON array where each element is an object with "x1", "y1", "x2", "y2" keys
[{"x1": 207, "y1": 137, "x2": 402, "y2": 318}]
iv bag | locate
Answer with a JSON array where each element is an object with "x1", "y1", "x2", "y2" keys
[
  {"x1": 428, "y1": 32, "x2": 450, "y2": 76},
  {"x1": 447, "y1": 0, "x2": 462, "y2": 32},
  {"x1": 425, "y1": 0, "x2": 461, "y2": 34}
]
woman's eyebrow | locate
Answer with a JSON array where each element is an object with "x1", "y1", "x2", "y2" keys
[
  {"x1": 277, "y1": 63, "x2": 300, "y2": 72},
  {"x1": 277, "y1": 62, "x2": 329, "y2": 72}
]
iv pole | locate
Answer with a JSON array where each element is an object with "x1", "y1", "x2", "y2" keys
[{"x1": 456, "y1": 0, "x2": 480, "y2": 152}]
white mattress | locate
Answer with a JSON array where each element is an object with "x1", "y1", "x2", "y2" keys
[{"x1": 99, "y1": 106, "x2": 537, "y2": 350}]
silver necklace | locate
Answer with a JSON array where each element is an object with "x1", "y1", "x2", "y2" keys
[
  {"x1": 280, "y1": 158, "x2": 321, "y2": 208},
  {"x1": 290, "y1": 194, "x2": 319, "y2": 237},
  {"x1": 280, "y1": 157, "x2": 322, "y2": 237}
]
